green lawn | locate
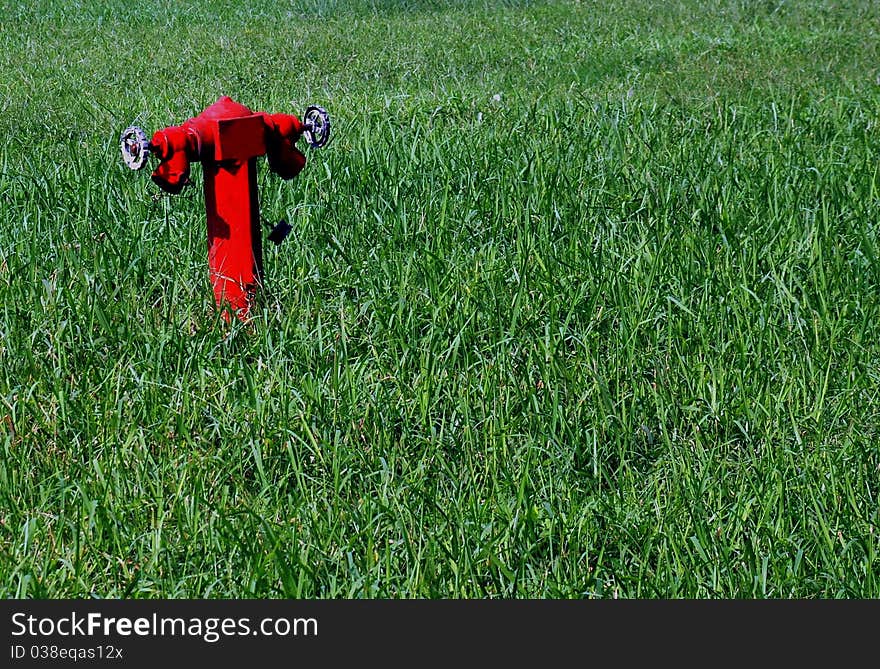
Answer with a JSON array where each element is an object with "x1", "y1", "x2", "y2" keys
[{"x1": 1, "y1": 0, "x2": 879, "y2": 597}]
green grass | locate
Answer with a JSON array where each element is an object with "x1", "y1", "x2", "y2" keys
[{"x1": 1, "y1": 0, "x2": 879, "y2": 597}]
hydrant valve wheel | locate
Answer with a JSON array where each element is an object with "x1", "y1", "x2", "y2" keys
[
  {"x1": 120, "y1": 125, "x2": 151, "y2": 170},
  {"x1": 303, "y1": 106, "x2": 330, "y2": 149}
]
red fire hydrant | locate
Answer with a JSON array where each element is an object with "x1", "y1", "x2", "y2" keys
[{"x1": 120, "y1": 95, "x2": 330, "y2": 321}]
